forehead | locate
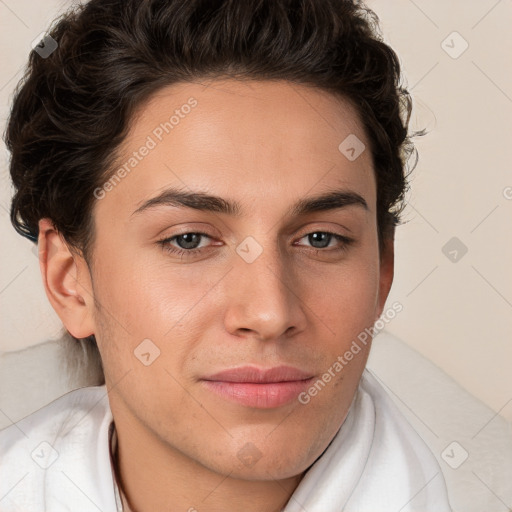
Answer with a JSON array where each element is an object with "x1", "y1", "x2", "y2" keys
[{"x1": 96, "y1": 79, "x2": 375, "y2": 218}]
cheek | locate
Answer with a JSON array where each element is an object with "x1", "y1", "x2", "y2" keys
[
  {"x1": 92, "y1": 245, "x2": 208, "y2": 329},
  {"x1": 307, "y1": 256, "x2": 380, "y2": 339},
  {"x1": 90, "y1": 251, "x2": 222, "y2": 374}
]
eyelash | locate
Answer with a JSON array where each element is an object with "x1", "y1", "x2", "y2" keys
[{"x1": 157, "y1": 231, "x2": 354, "y2": 259}]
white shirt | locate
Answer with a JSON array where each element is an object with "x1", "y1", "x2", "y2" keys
[{"x1": 0, "y1": 369, "x2": 452, "y2": 511}]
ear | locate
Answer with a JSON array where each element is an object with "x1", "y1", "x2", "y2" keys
[
  {"x1": 375, "y1": 237, "x2": 394, "y2": 320},
  {"x1": 37, "y1": 218, "x2": 96, "y2": 339}
]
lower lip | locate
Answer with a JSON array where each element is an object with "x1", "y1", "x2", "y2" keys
[{"x1": 201, "y1": 379, "x2": 314, "y2": 409}]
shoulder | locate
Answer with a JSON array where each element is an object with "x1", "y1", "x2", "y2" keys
[
  {"x1": 357, "y1": 369, "x2": 442, "y2": 472},
  {"x1": 0, "y1": 385, "x2": 111, "y2": 459},
  {"x1": 0, "y1": 385, "x2": 119, "y2": 512},
  {"x1": 354, "y1": 369, "x2": 452, "y2": 511}
]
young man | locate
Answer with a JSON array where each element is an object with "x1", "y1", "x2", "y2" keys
[{"x1": 0, "y1": 0, "x2": 452, "y2": 511}]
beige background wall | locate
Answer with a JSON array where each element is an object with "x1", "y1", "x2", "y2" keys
[
  {"x1": 366, "y1": 0, "x2": 512, "y2": 423},
  {"x1": 1, "y1": 0, "x2": 511, "y2": 422}
]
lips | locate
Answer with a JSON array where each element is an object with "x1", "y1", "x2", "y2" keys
[
  {"x1": 204, "y1": 365, "x2": 313, "y2": 383},
  {"x1": 201, "y1": 365, "x2": 314, "y2": 408}
]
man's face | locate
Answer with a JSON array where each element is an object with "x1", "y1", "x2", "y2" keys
[{"x1": 81, "y1": 79, "x2": 392, "y2": 480}]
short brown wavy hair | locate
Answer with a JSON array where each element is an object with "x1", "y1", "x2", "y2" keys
[{"x1": 5, "y1": 0, "x2": 417, "y2": 383}]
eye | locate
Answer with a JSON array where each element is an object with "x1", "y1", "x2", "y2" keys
[
  {"x1": 295, "y1": 231, "x2": 353, "y2": 252},
  {"x1": 158, "y1": 232, "x2": 213, "y2": 258}
]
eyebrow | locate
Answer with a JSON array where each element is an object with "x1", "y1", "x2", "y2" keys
[{"x1": 130, "y1": 186, "x2": 368, "y2": 219}]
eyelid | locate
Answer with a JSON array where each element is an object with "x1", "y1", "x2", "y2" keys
[
  {"x1": 154, "y1": 223, "x2": 220, "y2": 240},
  {"x1": 294, "y1": 222, "x2": 353, "y2": 238}
]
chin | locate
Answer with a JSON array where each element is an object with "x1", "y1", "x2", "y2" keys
[
  {"x1": 229, "y1": 460, "x2": 308, "y2": 482},
  {"x1": 209, "y1": 440, "x2": 317, "y2": 482}
]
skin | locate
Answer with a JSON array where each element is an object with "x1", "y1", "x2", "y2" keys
[{"x1": 38, "y1": 79, "x2": 394, "y2": 512}]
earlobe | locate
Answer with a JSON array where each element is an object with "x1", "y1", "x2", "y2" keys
[{"x1": 38, "y1": 218, "x2": 95, "y2": 339}]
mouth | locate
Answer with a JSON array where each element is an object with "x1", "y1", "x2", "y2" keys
[{"x1": 200, "y1": 365, "x2": 315, "y2": 409}]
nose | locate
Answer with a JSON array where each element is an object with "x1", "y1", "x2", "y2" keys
[{"x1": 223, "y1": 242, "x2": 308, "y2": 342}]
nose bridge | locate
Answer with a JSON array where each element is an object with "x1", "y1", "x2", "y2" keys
[{"x1": 224, "y1": 236, "x2": 304, "y2": 339}]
